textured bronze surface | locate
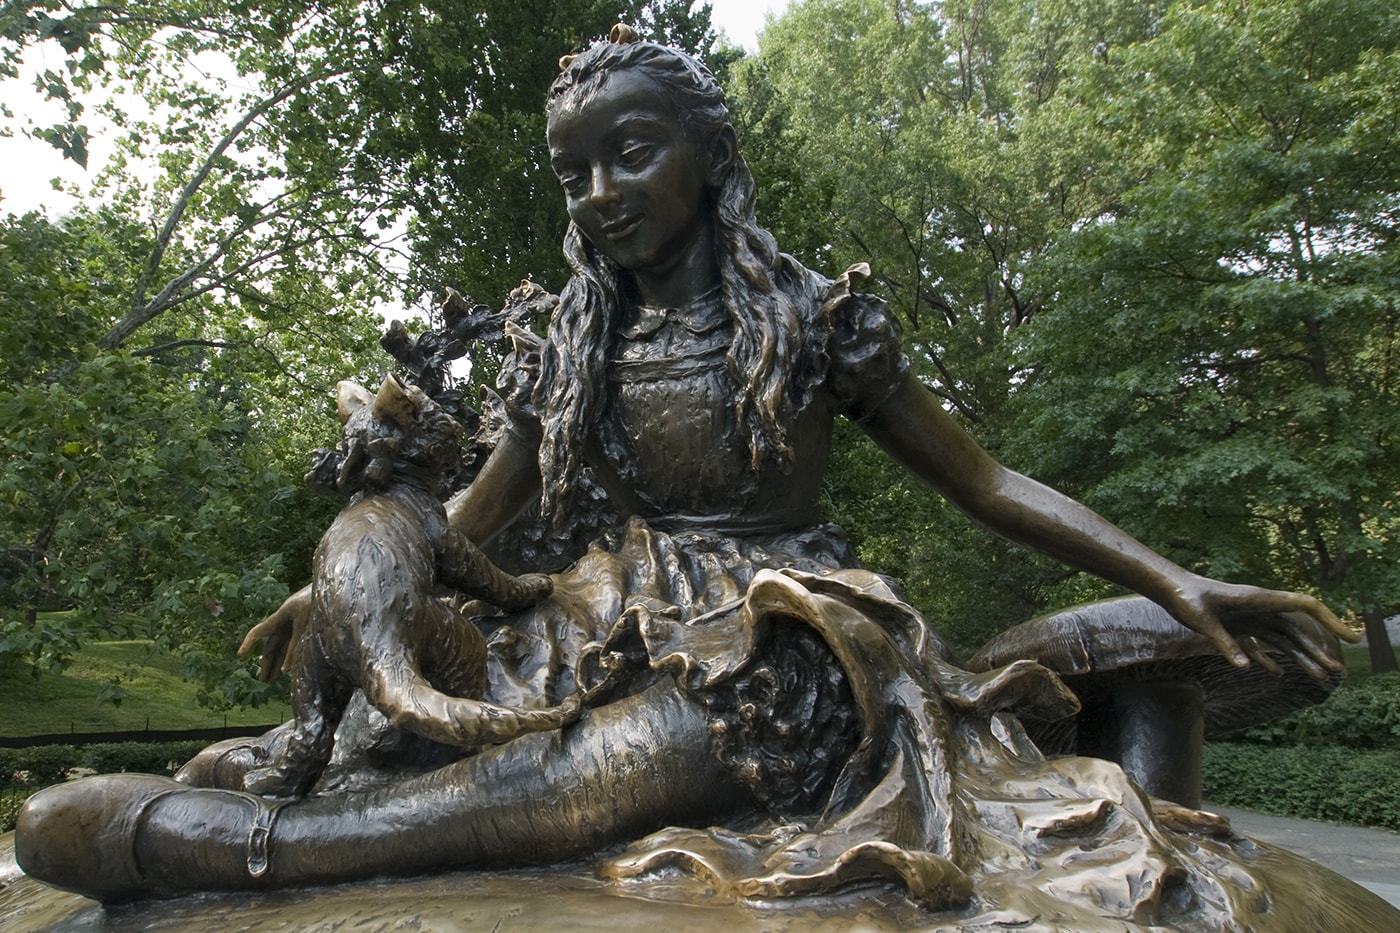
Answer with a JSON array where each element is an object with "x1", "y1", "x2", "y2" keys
[
  {"x1": 238, "y1": 376, "x2": 578, "y2": 798},
  {"x1": 971, "y1": 595, "x2": 1345, "y2": 805},
  {"x1": 11, "y1": 25, "x2": 1390, "y2": 931}
]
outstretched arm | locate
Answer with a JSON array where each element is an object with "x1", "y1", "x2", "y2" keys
[{"x1": 860, "y1": 373, "x2": 1356, "y2": 669}]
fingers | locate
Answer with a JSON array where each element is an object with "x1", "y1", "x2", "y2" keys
[
  {"x1": 239, "y1": 613, "x2": 291, "y2": 682},
  {"x1": 1275, "y1": 591, "x2": 1356, "y2": 644},
  {"x1": 1201, "y1": 623, "x2": 1250, "y2": 669},
  {"x1": 238, "y1": 614, "x2": 280, "y2": 657},
  {"x1": 257, "y1": 640, "x2": 288, "y2": 683},
  {"x1": 1210, "y1": 585, "x2": 1355, "y2": 675},
  {"x1": 1277, "y1": 610, "x2": 1346, "y2": 675},
  {"x1": 1290, "y1": 645, "x2": 1332, "y2": 681},
  {"x1": 1238, "y1": 636, "x2": 1284, "y2": 676},
  {"x1": 1214, "y1": 592, "x2": 1346, "y2": 679}
]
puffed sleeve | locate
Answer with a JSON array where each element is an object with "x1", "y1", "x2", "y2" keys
[{"x1": 823, "y1": 264, "x2": 909, "y2": 421}]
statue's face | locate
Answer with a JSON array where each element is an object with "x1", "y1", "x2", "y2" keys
[{"x1": 547, "y1": 70, "x2": 714, "y2": 288}]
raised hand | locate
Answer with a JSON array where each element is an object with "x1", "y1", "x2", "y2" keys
[{"x1": 239, "y1": 586, "x2": 310, "y2": 682}]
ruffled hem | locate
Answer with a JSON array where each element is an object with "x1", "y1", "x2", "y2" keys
[{"x1": 573, "y1": 555, "x2": 1386, "y2": 930}]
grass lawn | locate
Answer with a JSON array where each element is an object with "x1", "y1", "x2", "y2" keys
[{"x1": 1, "y1": 640, "x2": 289, "y2": 738}]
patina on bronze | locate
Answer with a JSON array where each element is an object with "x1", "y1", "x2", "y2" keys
[
  {"x1": 971, "y1": 596, "x2": 1345, "y2": 808},
  {"x1": 11, "y1": 24, "x2": 1399, "y2": 931},
  {"x1": 242, "y1": 374, "x2": 577, "y2": 799}
]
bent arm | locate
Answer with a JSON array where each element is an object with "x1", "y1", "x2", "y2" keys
[
  {"x1": 445, "y1": 421, "x2": 543, "y2": 546},
  {"x1": 860, "y1": 373, "x2": 1352, "y2": 666}
]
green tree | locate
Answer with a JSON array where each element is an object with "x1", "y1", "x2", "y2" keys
[
  {"x1": 0, "y1": 210, "x2": 358, "y2": 706},
  {"x1": 731, "y1": 0, "x2": 1153, "y2": 645},
  {"x1": 740, "y1": 0, "x2": 1400, "y2": 667},
  {"x1": 0, "y1": 2, "x2": 723, "y2": 701},
  {"x1": 1008, "y1": 0, "x2": 1400, "y2": 669}
]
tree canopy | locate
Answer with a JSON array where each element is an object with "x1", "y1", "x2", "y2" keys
[
  {"x1": 734, "y1": 0, "x2": 1399, "y2": 663},
  {"x1": 3, "y1": 0, "x2": 1396, "y2": 698},
  {"x1": 0, "y1": 1, "x2": 721, "y2": 699}
]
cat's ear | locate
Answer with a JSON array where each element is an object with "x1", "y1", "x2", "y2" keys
[
  {"x1": 372, "y1": 374, "x2": 419, "y2": 428},
  {"x1": 337, "y1": 381, "x2": 373, "y2": 424}
]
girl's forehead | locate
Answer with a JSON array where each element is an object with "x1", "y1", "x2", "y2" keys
[{"x1": 548, "y1": 70, "x2": 680, "y2": 134}]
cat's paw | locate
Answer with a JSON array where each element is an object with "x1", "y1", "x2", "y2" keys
[{"x1": 244, "y1": 765, "x2": 305, "y2": 798}]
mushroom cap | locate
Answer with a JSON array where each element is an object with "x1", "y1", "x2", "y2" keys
[{"x1": 968, "y1": 596, "x2": 1344, "y2": 752}]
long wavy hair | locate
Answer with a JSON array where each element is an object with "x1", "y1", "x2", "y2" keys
[{"x1": 537, "y1": 35, "x2": 807, "y2": 530}]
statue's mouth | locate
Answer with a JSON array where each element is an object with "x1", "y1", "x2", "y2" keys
[{"x1": 602, "y1": 215, "x2": 643, "y2": 238}]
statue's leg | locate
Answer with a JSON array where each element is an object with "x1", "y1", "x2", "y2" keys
[
  {"x1": 15, "y1": 681, "x2": 750, "y2": 903},
  {"x1": 243, "y1": 667, "x2": 348, "y2": 797}
]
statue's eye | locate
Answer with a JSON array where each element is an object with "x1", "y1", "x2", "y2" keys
[
  {"x1": 618, "y1": 143, "x2": 654, "y2": 168},
  {"x1": 556, "y1": 168, "x2": 587, "y2": 196}
]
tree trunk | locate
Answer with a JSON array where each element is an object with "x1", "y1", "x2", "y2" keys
[{"x1": 1361, "y1": 610, "x2": 1398, "y2": 674}]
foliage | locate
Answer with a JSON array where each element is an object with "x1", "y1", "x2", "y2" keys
[
  {"x1": 0, "y1": 210, "x2": 363, "y2": 699},
  {"x1": 1006, "y1": 0, "x2": 1400, "y2": 636},
  {"x1": 738, "y1": 0, "x2": 1400, "y2": 662},
  {"x1": 71, "y1": 739, "x2": 209, "y2": 777},
  {"x1": 0, "y1": 744, "x2": 80, "y2": 786},
  {"x1": 2, "y1": 0, "x2": 722, "y2": 311},
  {"x1": 0, "y1": 639, "x2": 290, "y2": 737},
  {"x1": 1229, "y1": 672, "x2": 1400, "y2": 751},
  {"x1": 733, "y1": 0, "x2": 1158, "y2": 632},
  {"x1": 0, "y1": 740, "x2": 207, "y2": 832},
  {"x1": 1202, "y1": 664, "x2": 1399, "y2": 827},
  {"x1": 1203, "y1": 742, "x2": 1400, "y2": 831},
  {"x1": 0, "y1": 3, "x2": 722, "y2": 701}
]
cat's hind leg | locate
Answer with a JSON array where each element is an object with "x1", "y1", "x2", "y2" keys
[{"x1": 244, "y1": 654, "x2": 347, "y2": 797}]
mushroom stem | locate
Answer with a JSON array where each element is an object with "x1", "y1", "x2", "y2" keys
[{"x1": 1077, "y1": 680, "x2": 1205, "y2": 808}]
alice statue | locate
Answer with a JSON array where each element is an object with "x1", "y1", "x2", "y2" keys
[{"x1": 14, "y1": 25, "x2": 1398, "y2": 931}]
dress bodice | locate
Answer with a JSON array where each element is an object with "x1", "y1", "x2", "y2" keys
[
  {"x1": 591, "y1": 288, "x2": 834, "y2": 534},
  {"x1": 581, "y1": 263, "x2": 908, "y2": 537}
]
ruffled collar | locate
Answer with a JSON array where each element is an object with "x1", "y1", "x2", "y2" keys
[{"x1": 616, "y1": 286, "x2": 726, "y2": 340}]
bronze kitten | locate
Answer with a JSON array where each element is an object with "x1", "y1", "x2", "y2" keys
[{"x1": 245, "y1": 376, "x2": 579, "y2": 797}]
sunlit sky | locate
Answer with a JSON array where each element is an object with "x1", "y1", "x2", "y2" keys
[
  {"x1": 708, "y1": 0, "x2": 786, "y2": 50},
  {"x1": 0, "y1": 2, "x2": 788, "y2": 218}
]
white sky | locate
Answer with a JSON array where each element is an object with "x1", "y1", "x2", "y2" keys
[
  {"x1": 0, "y1": 2, "x2": 788, "y2": 217},
  {"x1": 708, "y1": 0, "x2": 786, "y2": 50}
]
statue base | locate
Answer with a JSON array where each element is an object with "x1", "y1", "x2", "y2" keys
[{"x1": 6, "y1": 830, "x2": 1400, "y2": 932}]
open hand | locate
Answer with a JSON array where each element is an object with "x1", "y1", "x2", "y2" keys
[
  {"x1": 1163, "y1": 575, "x2": 1357, "y2": 677},
  {"x1": 239, "y1": 586, "x2": 310, "y2": 682}
]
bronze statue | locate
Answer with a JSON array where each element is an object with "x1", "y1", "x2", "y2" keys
[
  {"x1": 12, "y1": 25, "x2": 1400, "y2": 930},
  {"x1": 241, "y1": 375, "x2": 577, "y2": 799}
]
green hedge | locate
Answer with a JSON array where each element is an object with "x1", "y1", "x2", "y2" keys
[
  {"x1": 0, "y1": 740, "x2": 206, "y2": 786},
  {"x1": 1230, "y1": 672, "x2": 1400, "y2": 750},
  {"x1": 0, "y1": 740, "x2": 207, "y2": 832},
  {"x1": 1204, "y1": 673, "x2": 1400, "y2": 829},
  {"x1": 1204, "y1": 742, "x2": 1400, "y2": 831}
]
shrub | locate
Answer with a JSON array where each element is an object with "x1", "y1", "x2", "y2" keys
[
  {"x1": 81, "y1": 741, "x2": 206, "y2": 776},
  {"x1": 0, "y1": 740, "x2": 210, "y2": 832},
  {"x1": 0, "y1": 748, "x2": 21, "y2": 784},
  {"x1": 9, "y1": 745, "x2": 81, "y2": 786},
  {"x1": 1, "y1": 787, "x2": 31, "y2": 834},
  {"x1": 1231, "y1": 672, "x2": 1400, "y2": 750},
  {"x1": 1204, "y1": 743, "x2": 1400, "y2": 831}
]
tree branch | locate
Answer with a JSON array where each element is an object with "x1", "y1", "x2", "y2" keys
[{"x1": 99, "y1": 70, "x2": 344, "y2": 350}]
